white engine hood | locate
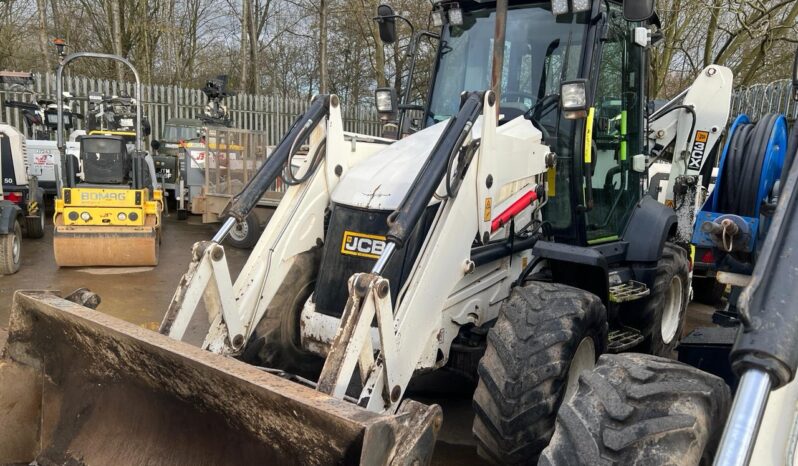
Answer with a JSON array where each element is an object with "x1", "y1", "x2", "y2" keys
[
  {"x1": 330, "y1": 114, "x2": 544, "y2": 212},
  {"x1": 330, "y1": 120, "x2": 449, "y2": 211}
]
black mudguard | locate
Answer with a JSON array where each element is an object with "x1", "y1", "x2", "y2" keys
[
  {"x1": 622, "y1": 195, "x2": 677, "y2": 263},
  {"x1": 0, "y1": 200, "x2": 21, "y2": 234}
]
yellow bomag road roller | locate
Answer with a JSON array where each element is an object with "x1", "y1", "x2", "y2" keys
[{"x1": 52, "y1": 52, "x2": 162, "y2": 266}]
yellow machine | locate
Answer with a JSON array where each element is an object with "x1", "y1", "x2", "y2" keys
[
  {"x1": 53, "y1": 184, "x2": 162, "y2": 266},
  {"x1": 51, "y1": 52, "x2": 162, "y2": 266}
]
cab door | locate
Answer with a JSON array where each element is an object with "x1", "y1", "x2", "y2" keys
[{"x1": 584, "y1": 3, "x2": 645, "y2": 244}]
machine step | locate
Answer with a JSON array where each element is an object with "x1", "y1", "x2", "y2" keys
[
  {"x1": 609, "y1": 280, "x2": 650, "y2": 303},
  {"x1": 608, "y1": 327, "x2": 645, "y2": 353}
]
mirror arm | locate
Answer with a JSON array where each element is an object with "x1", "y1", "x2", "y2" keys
[{"x1": 398, "y1": 30, "x2": 440, "y2": 136}]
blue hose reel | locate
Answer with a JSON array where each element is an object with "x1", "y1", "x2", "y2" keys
[{"x1": 693, "y1": 113, "x2": 789, "y2": 257}]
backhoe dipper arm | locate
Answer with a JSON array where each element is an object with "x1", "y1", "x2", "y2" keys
[
  {"x1": 714, "y1": 129, "x2": 798, "y2": 465},
  {"x1": 378, "y1": 91, "x2": 485, "y2": 271},
  {"x1": 216, "y1": 95, "x2": 331, "y2": 240}
]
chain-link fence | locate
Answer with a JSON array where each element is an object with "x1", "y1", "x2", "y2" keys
[{"x1": 732, "y1": 79, "x2": 797, "y2": 123}]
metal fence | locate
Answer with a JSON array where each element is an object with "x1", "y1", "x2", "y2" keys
[
  {"x1": 0, "y1": 72, "x2": 383, "y2": 143},
  {"x1": 732, "y1": 79, "x2": 798, "y2": 123}
]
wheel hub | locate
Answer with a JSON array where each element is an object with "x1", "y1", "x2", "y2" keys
[
  {"x1": 12, "y1": 233, "x2": 20, "y2": 263},
  {"x1": 660, "y1": 275, "x2": 683, "y2": 344},
  {"x1": 564, "y1": 337, "x2": 596, "y2": 402},
  {"x1": 230, "y1": 220, "x2": 249, "y2": 241}
]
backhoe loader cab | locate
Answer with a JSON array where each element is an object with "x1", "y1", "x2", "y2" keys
[{"x1": 387, "y1": 0, "x2": 656, "y2": 247}]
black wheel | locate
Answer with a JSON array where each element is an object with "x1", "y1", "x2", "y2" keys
[
  {"x1": 225, "y1": 214, "x2": 260, "y2": 249},
  {"x1": 692, "y1": 276, "x2": 725, "y2": 305},
  {"x1": 177, "y1": 209, "x2": 188, "y2": 220},
  {"x1": 540, "y1": 353, "x2": 730, "y2": 466},
  {"x1": 473, "y1": 281, "x2": 608, "y2": 465},
  {"x1": 0, "y1": 220, "x2": 22, "y2": 275},
  {"x1": 241, "y1": 246, "x2": 323, "y2": 377},
  {"x1": 625, "y1": 243, "x2": 689, "y2": 357},
  {"x1": 24, "y1": 207, "x2": 45, "y2": 239}
]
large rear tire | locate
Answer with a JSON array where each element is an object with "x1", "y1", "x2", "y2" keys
[
  {"x1": 241, "y1": 246, "x2": 323, "y2": 377},
  {"x1": 626, "y1": 243, "x2": 689, "y2": 357},
  {"x1": 540, "y1": 353, "x2": 730, "y2": 465},
  {"x1": 0, "y1": 220, "x2": 22, "y2": 275},
  {"x1": 473, "y1": 281, "x2": 608, "y2": 465}
]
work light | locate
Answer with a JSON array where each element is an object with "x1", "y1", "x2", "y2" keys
[
  {"x1": 375, "y1": 87, "x2": 397, "y2": 118},
  {"x1": 571, "y1": 0, "x2": 591, "y2": 13},
  {"x1": 431, "y1": 9, "x2": 444, "y2": 27},
  {"x1": 448, "y1": 3, "x2": 463, "y2": 26},
  {"x1": 551, "y1": 0, "x2": 569, "y2": 16},
  {"x1": 560, "y1": 79, "x2": 588, "y2": 119}
]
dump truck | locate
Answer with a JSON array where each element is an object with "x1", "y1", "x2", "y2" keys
[{"x1": 0, "y1": 0, "x2": 746, "y2": 464}]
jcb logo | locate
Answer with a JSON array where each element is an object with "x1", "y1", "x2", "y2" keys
[
  {"x1": 687, "y1": 131, "x2": 710, "y2": 171},
  {"x1": 80, "y1": 192, "x2": 127, "y2": 202},
  {"x1": 341, "y1": 230, "x2": 387, "y2": 259}
]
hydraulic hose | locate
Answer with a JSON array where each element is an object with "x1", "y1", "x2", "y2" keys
[
  {"x1": 222, "y1": 95, "x2": 330, "y2": 224},
  {"x1": 385, "y1": 91, "x2": 485, "y2": 249}
]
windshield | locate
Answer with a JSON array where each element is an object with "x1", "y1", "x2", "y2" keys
[
  {"x1": 162, "y1": 124, "x2": 199, "y2": 142},
  {"x1": 427, "y1": 4, "x2": 587, "y2": 125}
]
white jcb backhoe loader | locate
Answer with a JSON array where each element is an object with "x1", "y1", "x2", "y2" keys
[{"x1": 0, "y1": 0, "x2": 739, "y2": 464}]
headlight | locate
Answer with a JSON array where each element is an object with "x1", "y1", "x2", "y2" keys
[
  {"x1": 129, "y1": 212, "x2": 139, "y2": 221},
  {"x1": 68, "y1": 211, "x2": 79, "y2": 221},
  {"x1": 117, "y1": 212, "x2": 127, "y2": 221},
  {"x1": 560, "y1": 79, "x2": 588, "y2": 119},
  {"x1": 375, "y1": 87, "x2": 397, "y2": 118},
  {"x1": 80, "y1": 212, "x2": 91, "y2": 221}
]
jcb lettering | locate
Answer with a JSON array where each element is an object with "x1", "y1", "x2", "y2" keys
[{"x1": 341, "y1": 231, "x2": 387, "y2": 259}]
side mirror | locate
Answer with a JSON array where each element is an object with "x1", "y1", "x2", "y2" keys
[
  {"x1": 376, "y1": 4, "x2": 397, "y2": 44},
  {"x1": 623, "y1": 0, "x2": 655, "y2": 21},
  {"x1": 151, "y1": 139, "x2": 161, "y2": 151}
]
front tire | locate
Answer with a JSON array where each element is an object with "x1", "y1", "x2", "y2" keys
[
  {"x1": 241, "y1": 247, "x2": 323, "y2": 377},
  {"x1": 472, "y1": 281, "x2": 608, "y2": 465},
  {"x1": 540, "y1": 353, "x2": 730, "y2": 465},
  {"x1": 627, "y1": 243, "x2": 689, "y2": 357},
  {"x1": 0, "y1": 220, "x2": 22, "y2": 275}
]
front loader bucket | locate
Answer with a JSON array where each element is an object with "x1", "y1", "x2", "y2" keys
[
  {"x1": 53, "y1": 225, "x2": 159, "y2": 266},
  {"x1": 0, "y1": 291, "x2": 442, "y2": 465}
]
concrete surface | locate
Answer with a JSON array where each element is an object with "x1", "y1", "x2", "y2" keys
[
  {"x1": 0, "y1": 214, "x2": 250, "y2": 326},
  {"x1": 0, "y1": 212, "x2": 716, "y2": 465}
]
